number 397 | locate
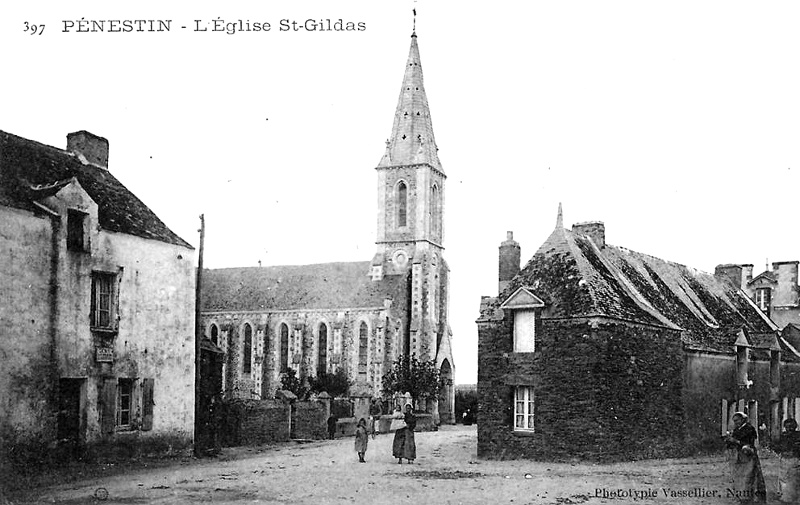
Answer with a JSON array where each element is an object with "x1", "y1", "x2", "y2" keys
[{"x1": 24, "y1": 22, "x2": 45, "y2": 35}]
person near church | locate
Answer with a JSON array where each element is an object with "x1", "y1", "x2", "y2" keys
[
  {"x1": 776, "y1": 418, "x2": 800, "y2": 503},
  {"x1": 327, "y1": 413, "x2": 338, "y2": 440},
  {"x1": 392, "y1": 403, "x2": 417, "y2": 464},
  {"x1": 369, "y1": 398, "x2": 383, "y2": 439},
  {"x1": 724, "y1": 412, "x2": 766, "y2": 503},
  {"x1": 354, "y1": 418, "x2": 369, "y2": 463}
]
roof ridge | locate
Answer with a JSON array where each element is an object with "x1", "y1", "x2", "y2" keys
[
  {"x1": 566, "y1": 232, "x2": 680, "y2": 329},
  {"x1": 206, "y1": 260, "x2": 370, "y2": 271},
  {"x1": 605, "y1": 243, "x2": 715, "y2": 277}
]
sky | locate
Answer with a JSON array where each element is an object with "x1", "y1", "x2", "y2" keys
[{"x1": 2, "y1": 1, "x2": 800, "y2": 385}]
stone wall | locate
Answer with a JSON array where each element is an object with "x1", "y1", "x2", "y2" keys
[
  {"x1": 0, "y1": 200, "x2": 195, "y2": 465},
  {"x1": 218, "y1": 399, "x2": 291, "y2": 446},
  {"x1": 683, "y1": 350, "x2": 800, "y2": 451},
  {"x1": 478, "y1": 314, "x2": 686, "y2": 461},
  {"x1": 292, "y1": 400, "x2": 328, "y2": 440},
  {"x1": 0, "y1": 206, "x2": 58, "y2": 449}
]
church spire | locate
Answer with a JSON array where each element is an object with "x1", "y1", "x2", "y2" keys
[{"x1": 378, "y1": 32, "x2": 443, "y2": 172}]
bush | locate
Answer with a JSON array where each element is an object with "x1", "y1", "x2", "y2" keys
[{"x1": 308, "y1": 369, "x2": 351, "y2": 398}]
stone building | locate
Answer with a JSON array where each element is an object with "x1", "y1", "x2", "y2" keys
[
  {"x1": 0, "y1": 130, "x2": 196, "y2": 459},
  {"x1": 716, "y1": 261, "x2": 800, "y2": 330},
  {"x1": 477, "y1": 207, "x2": 800, "y2": 460},
  {"x1": 200, "y1": 31, "x2": 455, "y2": 423}
]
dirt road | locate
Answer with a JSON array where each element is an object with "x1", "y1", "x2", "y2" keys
[{"x1": 10, "y1": 425, "x2": 784, "y2": 504}]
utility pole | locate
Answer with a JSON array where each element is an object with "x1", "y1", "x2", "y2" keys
[{"x1": 194, "y1": 214, "x2": 205, "y2": 457}]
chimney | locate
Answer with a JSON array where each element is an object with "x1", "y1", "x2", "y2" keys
[
  {"x1": 714, "y1": 264, "x2": 753, "y2": 290},
  {"x1": 499, "y1": 231, "x2": 520, "y2": 294},
  {"x1": 572, "y1": 221, "x2": 605, "y2": 249},
  {"x1": 743, "y1": 264, "x2": 753, "y2": 285},
  {"x1": 773, "y1": 260, "x2": 799, "y2": 297},
  {"x1": 67, "y1": 131, "x2": 109, "y2": 169}
]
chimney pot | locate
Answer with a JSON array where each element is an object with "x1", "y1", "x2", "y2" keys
[{"x1": 67, "y1": 131, "x2": 109, "y2": 169}]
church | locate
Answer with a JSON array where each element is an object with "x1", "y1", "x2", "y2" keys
[{"x1": 200, "y1": 31, "x2": 455, "y2": 423}]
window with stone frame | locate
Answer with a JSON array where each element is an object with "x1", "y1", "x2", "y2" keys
[
  {"x1": 91, "y1": 271, "x2": 118, "y2": 330},
  {"x1": 67, "y1": 209, "x2": 89, "y2": 252},
  {"x1": 358, "y1": 322, "x2": 368, "y2": 377},
  {"x1": 514, "y1": 386, "x2": 535, "y2": 432},
  {"x1": 243, "y1": 323, "x2": 253, "y2": 375},
  {"x1": 430, "y1": 184, "x2": 439, "y2": 237},
  {"x1": 318, "y1": 323, "x2": 328, "y2": 376},
  {"x1": 397, "y1": 181, "x2": 407, "y2": 227},
  {"x1": 210, "y1": 324, "x2": 219, "y2": 345},
  {"x1": 513, "y1": 310, "x2": 536, "y2": 353},
  {"x1": 117, "y1": 378, "x2": 135, "y2": 429},
  {"x1": 280, "y1": 323, "x2": 289, "y2": 371},
  {"x1": 755, "y1": 288, "x2": 771, "y2": 314}
]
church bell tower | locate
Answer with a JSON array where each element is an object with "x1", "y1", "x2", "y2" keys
[
  {"x1": 371, "y1": 30, "x2": 449, "y2": 366},
  {"x1": 371, "y1": 28, "x2": 455, "y2": 423},
  {"x1": 372, "y1": 31, "x2": 445, "y2": 282}
]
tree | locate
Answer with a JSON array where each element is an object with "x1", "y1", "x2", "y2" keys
[
  {"x1": 307, "y1": 369, "x2": 352, "y2": 398},
  {"x1": 381, "y1": 355, "x2": 442, "y2": 408},
  {"x1": 279, "y1": 367, "x2": 309, "y2": 400}
]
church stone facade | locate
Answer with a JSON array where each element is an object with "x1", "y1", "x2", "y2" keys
[{"x1": 200, "y1": 32, "x2": 455, "y2": 423}]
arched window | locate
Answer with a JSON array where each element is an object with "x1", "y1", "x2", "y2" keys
[
  {"x1": 210, "y1": 324, "x2": 218, "y2": 346},
  {"x1": 358, "y1": 322, "x2": 368, "y2": 377},
  {"x1": 397, "y1": 181, "x2": 407, "y2": 227},
  {"x1": 280, "y1": 323, "x2": 289, "y2": 371},
  {"x1": 318, "y1": 323, "x2": 328, "y2": 376},
  {"x1": 243, "y1": 323, "x2": 252, "y2": 375},
  {"x1": 430, "y1": 184, "x2": 439, "y2": 237}
]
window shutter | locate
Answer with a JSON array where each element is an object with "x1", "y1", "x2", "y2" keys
[
  {"x1": 507, "y1": 386, "x2": 515, "y2": 427},
  {"x1": 100, "y1": 378, "x2": 117, "y2": 434},
  {"x1": 142, "y1": 378, "x2": 154, "y2": 431},
  {"x1": 90, "y1": 277, "x2": 97, "y2": 325}
]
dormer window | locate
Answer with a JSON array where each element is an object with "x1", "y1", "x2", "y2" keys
[
  {"x1": 67, "y1": 209, "x2": 89, "y2": 252},
  {"x1": 500, "y1": 287, "x2": 545, "y2": 354},
  {"x1": 755, "y1": 288, "x2": 771, "y2": 314},
  {"x1": 513, "y1": 312, "x2": 535, "y2": 352}
]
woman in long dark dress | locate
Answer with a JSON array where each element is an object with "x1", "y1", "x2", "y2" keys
[
  {"x1": 724, "y1": 412, "x2": 766, "y2": 503},
  {"x1": 776, "y1": 418, "x2": 800, "y2": 502},
  {"x1": 392, "y1": 404, "x2": 417, "y2": 464}
]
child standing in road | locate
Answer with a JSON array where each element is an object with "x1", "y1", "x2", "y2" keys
[{"x1": 355, "y1": 418, "x2": 369, "y2": 463}]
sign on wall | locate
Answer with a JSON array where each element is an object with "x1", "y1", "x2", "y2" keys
[{"x1": 96, "y1": 347, "x2": 114, "y2": 363}]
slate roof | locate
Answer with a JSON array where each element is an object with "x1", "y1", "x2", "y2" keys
[
  {"x1": 502, "y1": 225, "x2": 779, "y2": 354},
  {"x1": 0, "y1": 130, "x2": 191, "y2": 248},
  {"x1": 201, "y1": 261, "x2": 407, "y2": 312},
  {"x1": 377, "y1": 33, "x2": 443, "y2": 172}
]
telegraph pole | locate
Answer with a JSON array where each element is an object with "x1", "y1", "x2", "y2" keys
[{"x1": 194, "y1": 214, "x2": 205, "y2": 457}]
